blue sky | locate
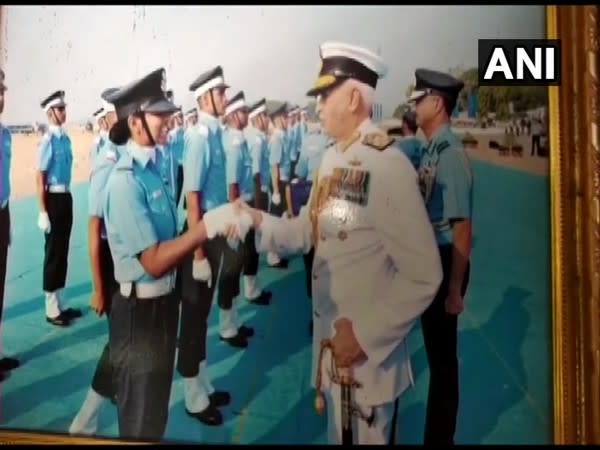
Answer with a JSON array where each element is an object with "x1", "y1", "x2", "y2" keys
[{"x1": 0, "y1": 5, "x2": 545, "y2": 124}]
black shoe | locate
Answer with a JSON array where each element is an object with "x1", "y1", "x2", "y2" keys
[
  {"x1": 219, "y1": 332, "x2": 248, "y2": 348},
  {"x1": 186, "y1": 404, "x2": 223, "y2": 426},
  {"x1": 239, "y1": 325, "x2": 254, "y2": 338},
  {"x1": 0, "y1": 357, "x2": 20, "y2": 371},
  {"x1": 248, "y1": 290, "x2": 272, "y2": 306},
  {"x1": 46, "y1": 313, "x2": 70, "y2": 327},
  {"x1": 309, "y1": 319, "x2": 313, "y2": 337},
  {"x1": 62, "y1": 308, "x2": 82, "y2": 319},
  {"x1": 209, "y1": 390, "x2": 231, "y2": 407}
]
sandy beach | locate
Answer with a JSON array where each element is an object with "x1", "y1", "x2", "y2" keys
[{"x1": 7, "y1": 123, "x2": 549, "y2": 200}]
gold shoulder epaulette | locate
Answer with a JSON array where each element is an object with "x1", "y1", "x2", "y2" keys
[{"x1": 362, "y1": 131, "x2": 395, "y2": 151}]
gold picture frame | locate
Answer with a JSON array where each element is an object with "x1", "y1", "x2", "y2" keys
[{"x1": 0, "y1": 4, "x2": 598, "y2": 445}]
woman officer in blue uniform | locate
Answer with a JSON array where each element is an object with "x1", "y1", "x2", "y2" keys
[{"x1": 103, "y1": 68, "x2": 244, "y2": 442}]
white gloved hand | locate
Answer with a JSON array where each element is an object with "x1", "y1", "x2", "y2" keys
[
  {"x1": 37, "y1": 212, "x2": 51, "y2": 234},
  {"x1": 192, "y1": 258, "x2": 212, "y2": 287},
  {"x1": 203, "y1": 203, "x2": 251, "y2": 240},
  {"x1": 260, "y1": 185, "x2": 268, "y2": 193},
  {"x1": 291, "y1": 178, "x2": 299, "y2": 185},
  {"x1": 227, "y1": 210, "x2": 254, "y2": 249},
  {"x1": 271, "y1": 192, "x2": 281, "y2": 206}
]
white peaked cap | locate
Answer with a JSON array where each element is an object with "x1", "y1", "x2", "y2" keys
[{"x1": 320, "y1": 41, "x2": 388, "y2": 79}]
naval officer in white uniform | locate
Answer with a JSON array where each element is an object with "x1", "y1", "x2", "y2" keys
[{"x1": 237, "y1": 42, "x2": 442, "y2": 445}]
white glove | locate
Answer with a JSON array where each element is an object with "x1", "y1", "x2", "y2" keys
[
  {"x1": 260, "y1": 185, "x2": 268, "y2": 193},
  {"x1": 203, "y1": 203, "x2": 251, "y2": 240},
  {"x1": 192, "y1": 258, "x2": 212, "y2": 287},
  {"x1": 37, "y1": 212, "x2": 51, "y2": 234},
  {"x1": 271, "y1": 192, "x2": 281, "y2": 206},
  {"x1": 291, "y1": 178, "x2": 299, "y2": 185}
]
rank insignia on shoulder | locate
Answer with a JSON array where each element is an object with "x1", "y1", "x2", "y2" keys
[{"x1": 362, "y1": 132, "x2": 394, "y2": 151}]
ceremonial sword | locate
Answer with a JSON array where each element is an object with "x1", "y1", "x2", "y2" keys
[{"x1": 314, "y1": 339, "x2": 374, "y2": 445}]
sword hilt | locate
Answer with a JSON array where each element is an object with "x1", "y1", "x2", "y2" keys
[{"x1": 314, "y1": 339, "x2": 362, "y2": 416}]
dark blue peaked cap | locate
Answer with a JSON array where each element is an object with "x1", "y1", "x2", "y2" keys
[
  {"x1": 41, "y1": 90, "x2": 66, "y2": 110},
  {"x1": 248, "y1": 98, "x2": 266, "y2": 112},
  {"x1": 224, "y1": 91, "x2": 247, "y2": 116},
  {"x1": 190, "y1": 66, "x2": 229, "y2": 96},
  {"x1": 269, "y1": 102, "x2": 288, "y2": 118},
  {"x1": 104, "y1": 68, "x2": 178, "y2": 121},
  {"x1": 101, "y1": 87, "x2": 119, "y2": 102},
  {"x1": 408, "y1": 68, "x2": 464, "y2": 103}
]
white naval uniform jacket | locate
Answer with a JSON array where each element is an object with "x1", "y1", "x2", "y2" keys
[{"x1": 256, "y1": 119, "x2": 442, "y2": 407}]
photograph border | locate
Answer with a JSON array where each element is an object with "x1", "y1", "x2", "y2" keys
[{"x1": 0, "y1": 4, "x2": 598, "y2": 445}]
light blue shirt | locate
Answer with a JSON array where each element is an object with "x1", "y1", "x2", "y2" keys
[
  {"x1": 268, "y1": 128, "x2": 287, "y2": 184},
  {"x1": 182, "y1": 110, "x2": 228, "y2": 212},
  {"x1": 157, "y1": 144, "x2": 178, "y2": 202},
  {"x1": 296, "y1": 131, "x2": 330, "y2": 182},
  {"x1": 418, "y1": 125, "x2": 473, "y2": 246},
  {"x1": 245, "y1": 125, "x2": 269, "y2": 191},
  {"x1": 297, "y1": 121, "x2": 308, "y2": 154},
  {"x1": 168, "y1": 126, "x2": 185, "y2": 166},
  {"x1": 88, "y1": 139, "x2": 124, "y2": 218},
  {"x1": 88, "y1": 140, "x2": 124, "y2": 239},
  {"x1": 396, "y1": 136, "x2": 426, "y2": 170},
  {"x1": 104, "y1": 141, "x2": 178, "y2": 283},
  {"x1": 280, "y1": 128, "x2": 292, "y2": 181},
  {"x1": 223, "y1": 126, "x2": 256, "y2": 201},
  {"x1": 37, "y1": 125, "x2": 73, "y2": 187},
  {"x1": 0, "y1": 125, "x2": 11, "y2": 205},
  {"x1": 288, "y1": 123, "x2": 300, "y2": 161},
  {"x1": 89, "y1": 130, "x2": 108, "y2": 161}
]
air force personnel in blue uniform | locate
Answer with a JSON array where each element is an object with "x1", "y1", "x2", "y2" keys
[
  {"x1": 409, "y1": 68, "x2": 473, "y2": 446},
  {"x1": 70, "y1": 87, "x2": 122, "y2": 436},
  {"x1": 396, "y1": 109, "x2": 425, "y2": 170},
  {"x1": 102, "y1": 68, "x2": 244, "y2": 441},
  {"x1": 90, "y1": 107, "x2": 110, "y2": 160},
  {"x1": 245, "y1": 98, "x2": 270, "y2": 211},
  {"x1": 0, "y1": 71, "x2": 19, "y2": 379},
  {"x1": 185, "y1": 107, "x2": 198, "y2": 128},
  {"x1": 166, "y1": 90, "x2": 186, "y2": 206},
  {"x1": 178, "y1": 65, "x2": 240, "y2": 427},
  {"x1": 266, "y1": 103, "x2": 290, "y2": 269},
  {"x1": 222, "y1": 92, "x2": 271, "y2": 307},
  {"x1": 37, "y1": 90, "x2": 82, "y2": 327}
]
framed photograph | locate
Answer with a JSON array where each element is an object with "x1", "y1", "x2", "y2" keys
[{"x1": 0, "y1": 4, "x2": 596, "y2": 445}]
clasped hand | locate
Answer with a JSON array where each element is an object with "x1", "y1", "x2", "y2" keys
[{"x1": 202, "y1": 202, "x2": 254, "y2": 241}]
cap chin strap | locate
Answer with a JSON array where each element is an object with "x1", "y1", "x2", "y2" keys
[
  {"x1": 209, "y1": 89, "x2": 218, "y2": 117},
  {"x1": 50, "y1": 108, "x2": 60, "y2": 128},
  {"x1": 140, "y1": 113, "x2": 156, "y2": 148}
]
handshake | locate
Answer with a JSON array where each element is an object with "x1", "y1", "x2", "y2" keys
[{"x1": 201, "y1": 199, "x2": 262, "y2": 242}]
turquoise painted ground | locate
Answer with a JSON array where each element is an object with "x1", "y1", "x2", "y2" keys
[{"x1": 0, "y1": 160, "x2": 552, "y2": 444}]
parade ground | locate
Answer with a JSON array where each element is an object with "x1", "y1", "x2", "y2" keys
[{"x1": 0, "y1": 128, "x2": 552, "y2": 444}]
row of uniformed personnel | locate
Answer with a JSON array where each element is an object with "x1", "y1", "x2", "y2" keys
[
  {"x1": 0, "y1": 38, "x2": 472, "y2": 444},
  {"x1": 66, "y1": 64, "x2": 325, "y2": 439}
]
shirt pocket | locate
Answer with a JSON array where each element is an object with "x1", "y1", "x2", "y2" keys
[{"x1": 146, "y1": 187, "x2": 170, "y2": 217}]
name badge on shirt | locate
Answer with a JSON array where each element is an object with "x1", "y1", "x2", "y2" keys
[{"x1": 329, "y1": 167, "x2": 371, "y2": 207}]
